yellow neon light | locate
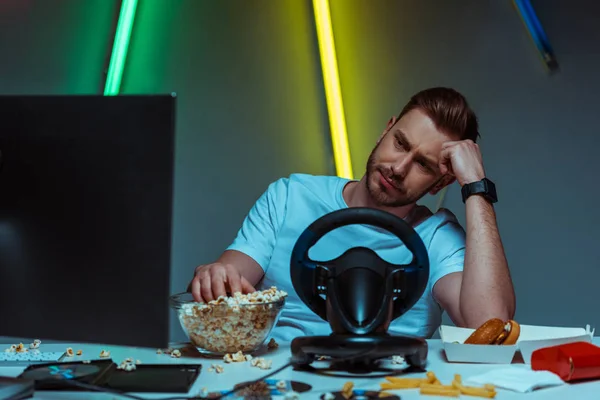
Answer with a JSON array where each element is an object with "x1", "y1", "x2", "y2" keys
[{"x1": 312, "y1": 0, "x2": 353, "y2": 179}]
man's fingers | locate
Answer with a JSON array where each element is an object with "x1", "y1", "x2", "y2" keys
[
  {"x1": 211, "y1": 271, "x2": 227, "y2": 299},
  {"x1": 191, "y1": 277, "x2": 202, "y2": 302},
  {"x1": 200, "y1": 274, "x2": 214, "y2": 302},
  {"x1": 241, "y1": 276, "x2": 256, "y2": 294},
  {"x1": 441, "y1": 140, "x2": 461, "y2": 149},
  {"x1": 225, "y1": 267, "x2": 243, "y2": 295},
  {"x1": 438, "y1": 147, "x2": 454, "y2": 176}
]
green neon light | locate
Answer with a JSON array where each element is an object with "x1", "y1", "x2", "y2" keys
[{"x1": 104, "y1": 0, "x2": 139, "y2": 95}]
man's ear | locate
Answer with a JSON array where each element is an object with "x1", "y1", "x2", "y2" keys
[
  {"x1": 429, "y1": 175, "x2": 456, "y2": 195},
  {"x1": 377, "y1": 116, "x2": 397, "y2": 144}
]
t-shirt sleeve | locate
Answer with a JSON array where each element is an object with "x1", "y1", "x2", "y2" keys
[
  {"x1": 429, "y1": 219, "x2": 466, "y2": 288},
  {"x1": 225, "y1": 178, "x2": 289, "y2": 272}
]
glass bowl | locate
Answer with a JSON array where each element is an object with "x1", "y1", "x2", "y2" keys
[{"x1": 170, "y1": 290, "x2": 285, "y2": 356}]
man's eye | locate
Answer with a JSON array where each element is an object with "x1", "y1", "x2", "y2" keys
[{"x1": 417, "y1": 160, "x2": 431, "y2": 171}]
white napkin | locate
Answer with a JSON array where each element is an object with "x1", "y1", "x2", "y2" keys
[{"x1": 464, "y1": 366, "x2": 565, "y2": 393}]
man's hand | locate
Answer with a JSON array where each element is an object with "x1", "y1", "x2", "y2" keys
[
  {"x1": 439, "y1": 140, "x2": 486, "y2": 186},
  {"x1": 189, "y1": 263, "x2": 256, "y2": 303}
]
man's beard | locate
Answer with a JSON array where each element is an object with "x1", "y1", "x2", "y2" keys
[{"x1": 365, "y1": 147, "x2": 435, "y2": 208}]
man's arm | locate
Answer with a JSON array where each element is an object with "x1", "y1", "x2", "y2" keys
[
  {"x1": 216, "y1": 249, "x2": 266, "y2": 287},
  {"x1": 189, "y1": 178, "x2": 289, "y2": 301},
  {"x1": 435, "y1": 140, "x2": 516, "y2": 328},
  {"x1": 434, "y1": 197, "x2": 516, "y2": 328}
]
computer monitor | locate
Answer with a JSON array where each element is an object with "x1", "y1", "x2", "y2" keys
[{"x1": 0, "y1": 94, "x2": 176, "y2": 349}]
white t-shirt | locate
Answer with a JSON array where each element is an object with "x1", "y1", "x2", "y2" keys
[{"x1": 227, "y1": 173, "x2": 465, "y2": 342}]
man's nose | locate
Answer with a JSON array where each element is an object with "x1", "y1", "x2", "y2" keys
[{"x1": 391, "y1": 156, "x2": 411, "y2": 179}]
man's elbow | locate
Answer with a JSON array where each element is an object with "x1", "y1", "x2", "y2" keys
[{"x1": 459, "y1": 302, "x2": 516, "y2": 329}]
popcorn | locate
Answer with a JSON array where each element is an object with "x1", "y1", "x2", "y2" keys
[
  {"x1": 29, "y1": 340, "x2": 41, "y2": 349},
  {"x1": 284, "y1": 391, "x2": 300, "y2": 400},
  {"x1": 170, "y1": 349, "x2": 181, "y2": 358},
  {"x1": 276, "y1": 380, "x2": 287, "y2": 391},
  {"x1": 99, "y1": 350, "x2": 110, "y2": 358},
  {"x1": 66, "y1": 348, "x2": 74, "y2": 357},
  {"x1": 117, "y1": 358, "x2": 137, "y2": 372},
  {"x1": 156, "y1": 349, "x2": 163, "y2": 354},
  {"x1": 76, "y1": 350, "x2": 83, "y2": 356},
  {"x1": 323, "y1": 393, "x2": 336, "y2": 400},
  {"x1": 199, "y1": 387, "x2": 208, "y2": 397},
  {"x1": 267, "y1": 338, "x2": 279, "y2": 350},
  {"x1": 391, "y1": 355, "x2": 405, "y2": 364},
  {"x1": 250, "y1": 357, "x2": 272, "y2": 370},
  {"x1": 223, "y1": 351, "x2": 246, "y2": 363},
  {"x1": 83, "y1": 360, "x2": 91, "y2": 364},
  {"x1": 15, "y1": 343, "x2": 27, "y2": 353},
  {"x1": 178, "y1": 287, "x2": 287, "y2": 353},
  {"x1": 207, "y1": 364, "x2": 224, "y2": 373},
  {"x1": 342, "y1": 381, "x2": 354, "y2": 399}
]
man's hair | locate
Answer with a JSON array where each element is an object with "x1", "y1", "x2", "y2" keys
[{"x1": 397, "y1": 87, "x2": 480, "y2": 142}]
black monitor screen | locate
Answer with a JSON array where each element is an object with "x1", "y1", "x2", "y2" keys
[{"x1": 0, "y1": 94, "x2": 176, "y2": 349}]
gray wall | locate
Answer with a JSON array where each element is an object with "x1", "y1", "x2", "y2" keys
[
  {"x1": 329, "y1": 0, "x2": 600, "y2": 330},
  {"x1": 1, "y1": 0, "x2": 599, "y2": 344}
]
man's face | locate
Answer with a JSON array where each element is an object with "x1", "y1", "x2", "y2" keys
[{"x1": 365, "y1": 108, "x2": 456, "y2": 207}]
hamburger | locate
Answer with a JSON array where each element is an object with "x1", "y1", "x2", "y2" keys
[{"x1": 463, "y1": 318, "x2": 520, "y2": 345}]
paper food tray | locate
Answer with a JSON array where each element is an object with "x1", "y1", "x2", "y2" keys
[{"x1": 439, "y1": 323, "x2": 595, "y2": 364}]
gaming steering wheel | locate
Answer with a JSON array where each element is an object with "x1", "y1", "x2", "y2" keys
[{"x1": 290, "y1": 207, "x2": 429, "y2": 335}]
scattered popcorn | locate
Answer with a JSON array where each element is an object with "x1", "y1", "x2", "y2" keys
[
  {"x1": 170, "y1": 349, "x2": 181, "y2": 358},
  {"x1": 208, "y1": 364, "x2": 224, "y2": 373},
  {"x1": 245, "y1": 354, "x2": 253, "y2": 361},
  {"x1": 223, "y1": 350, "x2": 247, "y2": 363},
  {"x1": 76, "y1": 350, "x2": 83, "y2": 356},
  {"x1": 66, "y1": 348, "x2": 74, "y2": 357},
  {"x1": 342, "y1": 381, "x2": 354, "y2": 399},
  {"x1": 276, "y1": 380, "x2": 287, "y2": 391},
  {"x1": 15, "y1": 343, "x2": 27, "y2": 353},
  {"x1": 267, "y1": 338, "x2": 279, "y2": 350},
  {"x1": 136, "y1": 359, "x2": 142, "y2": 365},
  {"x1": 83, "y1": 360, "x2": 91, "y2": 364},
  {"x1": 391, "y1": 355, "x2": 405, "y2": 364},
  {"x1": 323, "y1": 393, "x2": 335, "y2": 400},
  {"x1": 284, "y1": 391, "x2": 300, "y2": 400},
  {"x1": 178, "y1": 286, "x2": 287, "y2": 353},
  {"x1": 117, "y1": 358, "x2": 136, "y2": 372},
  {"x1": 29, "y1": 340, "x2": 41, "y2": 349},
  {"x1": 99, "y1": 350, "x2": 110, "y2": 358},
  {"x1": 250, "y1": 357, "x2": 272, "y2": 370},
  {"x1": 156, "y1": 349, "x2": 163, "y2": 354}
]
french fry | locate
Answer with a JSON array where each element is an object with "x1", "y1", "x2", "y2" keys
[
  {"x1": 380, "y1": 379, "x2": 424, "y2": 390},
  {"x1": 384, "y1": 376, "x2": 427, "y2": 384},
  {"x1": 421, "y1": 383, "x2": 457, "y2": 391},
  {"x1": 452, "y1": 374, "x2": 497, "y2": 398},
  {"x1": 381, "y1": 371, "x2": 497, "y2": 398},
  {"x1": 419, "y1": 385, "x2": 461, "y2": 397},
  {"x1": 426, "y1": 371, "x2": 442, "y2": 385}
]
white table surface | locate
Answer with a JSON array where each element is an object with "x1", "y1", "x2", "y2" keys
[{"x1": 1, "y1": 338, "x2": 599, "y2": 399}]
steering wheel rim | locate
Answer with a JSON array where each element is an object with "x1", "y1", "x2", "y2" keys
[{"x1": 290, "y1": 207, "x2": 429, "y2": 331}]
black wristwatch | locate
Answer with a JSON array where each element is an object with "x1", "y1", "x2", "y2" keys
[{"x1": 461, "y1": 178, "x2": 498, "y2": 204}]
